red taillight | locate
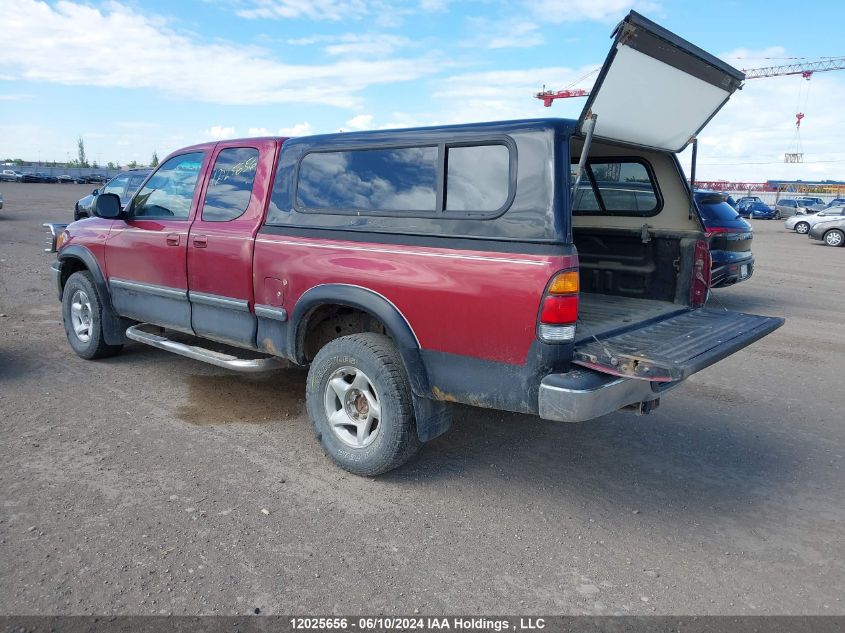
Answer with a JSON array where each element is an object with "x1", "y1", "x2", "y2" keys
[
  {"x1": 690, "y1": 239, "x2": 711, "y2": 308},
  {"x1": 540, "y1": 295, "x2": 579, "y2": 324},
  {"x1": 537, "y1": 270, "x2": 579, "y2": 343}
]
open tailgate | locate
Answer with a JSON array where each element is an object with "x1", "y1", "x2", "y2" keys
[
  {"x1": 573, "y1": 309, "x2": 784, "y2": 382},
  {"x1": 581, "y1": 11, "x2": 745, "y2": 152}
]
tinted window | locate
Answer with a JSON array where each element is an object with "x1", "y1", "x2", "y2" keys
[
  {"x1": 126, "y1": 173, "x2": 147, "y2": 192},
  {"x1": 445, "y1": 144, "x2": 510, "y2": 213},
  {"x1": 132, "y1": 152, "x2": 204, "y2": 220},
  {"x1": 202, "y1": 148, "x2": 259, "y2": 221},
  {"x1": 297, "y1": 147, "x2": 437, "y2": 212},
  {"x1": 696, "y1": 195, "x2": 741, "y2": 223},
  {"x1": 102, "y1": 174, "x2": 129, "y2": 196},
  {"x1": 572, "y1": 159, "x2": 660, "y2": 215}
]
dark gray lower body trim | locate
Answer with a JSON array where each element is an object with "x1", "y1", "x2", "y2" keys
[
  {"x1": 110, "y1": 278, "x2": 187, "y2": 300},
  {"x1": 189, "y1": 291, "x2": 250, "y2": 312},
  {"x1": 254, "y1": 305, "x2": 288, "y2": 321}
]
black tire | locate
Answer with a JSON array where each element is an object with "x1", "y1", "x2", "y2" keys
[
  {"x1": 62, "y1": 271, "x2": 123, "y2": 359},
  {"x1": 795, "y1": 222, "x2": 810, "y2": 234},
  {"x1": 306, "y1": 333, "x2": 421, "y2": 476},
  {"x1": 823, "y1": 229, "x2": 845, "y2": 247}
]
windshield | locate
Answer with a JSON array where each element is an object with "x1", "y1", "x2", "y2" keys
[{"x1": 695, "y1": 193, "x2": 741, "y2": 223}]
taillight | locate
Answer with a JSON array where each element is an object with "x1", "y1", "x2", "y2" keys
[
  {"x1": 538, "y1": 270, "x2": 579, "y2": 343},
  {"x1": 690, "y1": 239, "x2": 711, "y2": 308}
]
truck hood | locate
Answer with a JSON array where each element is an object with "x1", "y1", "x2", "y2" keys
[{"x1": 579, "y1": 11, "x2": 745, "y2": 153}]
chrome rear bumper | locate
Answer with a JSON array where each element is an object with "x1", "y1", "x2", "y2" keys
[{"x1": 538, "y1": 368, "x2": 683, "y2": 423}]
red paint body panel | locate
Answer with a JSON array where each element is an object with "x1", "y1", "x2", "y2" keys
[
  {"x1": 187, "y1": 139, "x2": 280, "y2": 303},
  {"x1": 253, "y1": 235, "x2": 577, "y2": 365}
]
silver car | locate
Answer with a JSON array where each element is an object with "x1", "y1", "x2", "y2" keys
[
  {"x1": 785, "y1": 206, "x2": 845, "y2": 233},
  {"x1": 774, "y1": 198, "x2": 809, "y2": 218}
]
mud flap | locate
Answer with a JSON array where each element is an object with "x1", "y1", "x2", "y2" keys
[{"x1": 573, "y1": 308, "x2": 784, "y2": 382}]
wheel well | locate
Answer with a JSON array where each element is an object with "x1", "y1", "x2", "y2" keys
[
  {"x1": 301, "y1": 304, "x2": 389, "y2": 362},
  {"x1": 59, "y1": 257, "x2": 88, "y2": 292}
]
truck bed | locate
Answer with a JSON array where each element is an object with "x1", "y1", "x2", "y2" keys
[{"x1": 576, "y1": 293, "x2": 683, "y2": 342}]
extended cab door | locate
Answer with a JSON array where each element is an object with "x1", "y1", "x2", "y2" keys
[
  {"x1": 104, "y1": 151, "x2": 210, "y2": 333},
  {"x1": 186, "y1": 140, "x2": 278, "y2": 348},
  {"x1": 579, "y1": 11, "x2": 745, "y2": 152}
]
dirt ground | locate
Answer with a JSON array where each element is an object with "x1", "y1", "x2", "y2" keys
[{"x1": 1, "y1": 182, "x2": 844, "y2": 615}]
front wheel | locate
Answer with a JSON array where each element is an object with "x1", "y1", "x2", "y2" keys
[
  {"x1": 306, "y1": 333, "x2": 421, "y2": 476},
  {"x1": 62, "y1": 271, "x2": 123, "y2": 359},
  {"x1": 824, "y1": 229, "x2": 845, "y2": 247},
  {"x1": 795, "y1": 222, "x2": 810, "y2": 234}
]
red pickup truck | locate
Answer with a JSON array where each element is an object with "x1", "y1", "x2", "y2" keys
[{"x1": 49, "y1": 12, "x2": 783, "y2": 475}]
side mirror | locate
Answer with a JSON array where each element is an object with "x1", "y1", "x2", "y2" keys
[
  {"x1": 95, "y1": 193, "x2": 123, "y2": 219},
  {"x1": 92, "y1": 188, "x2": 99, "y2": 195}
]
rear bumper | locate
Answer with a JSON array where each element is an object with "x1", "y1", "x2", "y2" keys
[
  {"x1": 538, "y1": 368, "x2": 682, "y2": 423},
  {"x1": 711, "y1": 253, "x2": 753, "y2": 287}
]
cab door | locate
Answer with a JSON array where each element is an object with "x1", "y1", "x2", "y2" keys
[
  {"x1": 104, "y1": 151, "x2": 210, "y2": 333},
  {"x1": 186, "y1": 140, "x2": 278, "y2": 348}
]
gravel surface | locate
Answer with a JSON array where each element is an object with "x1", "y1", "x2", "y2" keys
[{"x1": 1, "y1": 182, "x2": 843, "y2": 615}]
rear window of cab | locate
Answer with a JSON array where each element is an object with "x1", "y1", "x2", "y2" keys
[
  {"x1": 571, "y1": 158, "x2": 662, "y2": 216},
  {"x1": 293, "y1": 141, "x2": 515, "y2": 218}
]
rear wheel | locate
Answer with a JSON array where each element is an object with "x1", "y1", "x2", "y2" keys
[
  {"x1": 306, "y1": 333, "x2": 420, "y2": 476},
  {"x1": 795, "y1": 222, "x2": 810, "y2": 234},
  {"x1": 62, "y1": 271, "x2": 123, "y2": 359},
  {"x1": 823, "y1": 229, "x2": 844, "y2": 247}
]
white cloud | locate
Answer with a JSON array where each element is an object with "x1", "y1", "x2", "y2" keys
[
  {"x1": 465, "y1": 18, "x2": 543, "y2": 49},
  {"x1": 0, "y1": 93, "x2": 33, "y2": 101},
  {"x1": 1, "y1": 0, "x2": 442, "y2": 108},
  {"x1": 236, "y1": 0, "x2": 369, "y2": 21},
  {"x1": 345, "y1": 114, "x2": 374, "y2": 130},
  {"x1": 278, "y1": 122, "x2": 314, "y2": 136},
  {"x1": 205, "y1": 126, "x2": 237, "y2": 140},
  {"x1": 524, "y1": 0, "x2": 660, "y2": 23},
  {"x1": 248, "y1": 127, "x2": 272, "y2": 136}
]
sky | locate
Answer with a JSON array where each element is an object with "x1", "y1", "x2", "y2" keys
[{"x1": 1, "y1": 0, "x2": 844, "y2": 181}]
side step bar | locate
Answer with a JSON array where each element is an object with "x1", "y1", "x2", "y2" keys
[{"x1": 126, "y1": 324, "x2": 284, "y2": 373}]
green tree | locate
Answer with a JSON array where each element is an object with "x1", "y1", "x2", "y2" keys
[
  {"x1": 127, "y1": 160, "x2": 138, "y2": 169},
  {"x1": 107, "y1": 161, "x2": 116, "y2": 169},
  {"x1": 150, "y1": 151, "x2": 159, "y2": 168},
  {"x1": 77, "y1": 137, "x2": 89, "y2": 168}
]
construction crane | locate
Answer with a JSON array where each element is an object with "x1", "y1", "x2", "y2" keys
[{"x1": 535, "y1": 56, "x2": 845, "y2": 106}]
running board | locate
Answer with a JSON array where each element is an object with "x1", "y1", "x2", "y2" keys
[{"x1": 125, "y1": 324, "x2": 284, "y2": 373}]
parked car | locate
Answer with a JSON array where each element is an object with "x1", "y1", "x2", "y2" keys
[
  {"x1": 47, "y1": 11, "x2": 783, "y2": 476},
  {"x1": 785, "y1": 206, "x2": 845, "y2": 234},
  {"x1": 825, "y1": 198, "x2": 845, "y2": 208},
  {"x1": 773, "y1": 198, "x2": 808, "y2": 218},
  {"x1": 694, "y1": 191, "x2": 754, "y2": 287},
  {"x1": 1, "y1": 169, "x2": 22, "y2": 182},
  {"x1": 86, "y1": 174, "x2": 109, "y2": 184},
  {"x1": 57, "y1": 175, "x2": 77, "y2": 184},
  {"x1": 21, "y1": 172, "x2": 42, "y2": 183},
  {"x1": 0, "y1": 191, "x2": 4, "y2": 210},
  {"x1": 73, "y1": 169, "x2": 151, "y2": 221},
  {"x1": 796, "y1": 196, "x2": 826, "y2": 212},
  {"x1": 736, "y1": 196, "x2": 763, "y2": 205},
  {"x1": 808, "y1": 217, "x2": 845, "y2": 247},
  {"x1": 36, "y1": 172, "x2": 58, "y2": 183},
  {"x1": 737, "y1": 199, "x2": 776, "y2": 219}
]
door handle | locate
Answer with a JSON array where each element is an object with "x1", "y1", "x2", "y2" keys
[
  {"x1": 193, "y1": 235, "x2": 208, "y2": 248},
  {"x1": 166, "y1": 233, "x2": 180, "y2": 246}
]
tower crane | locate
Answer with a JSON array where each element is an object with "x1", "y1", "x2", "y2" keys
[
  {"x1": 536, "y1": 56, "x2": 845, "y2": 105},
  {"x1": 535, "y1": 56, "x2": 845, "y2": 162}
]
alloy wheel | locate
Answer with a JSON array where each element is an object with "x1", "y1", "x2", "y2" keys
[{"x1": 323, "y1": 366, "x2": 382, "y2": 448}]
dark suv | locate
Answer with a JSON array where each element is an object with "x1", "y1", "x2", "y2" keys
[
  {"x1": 74, "y1": 169, "x2": 151, "y2": 221},
  {"x1": 695, "y1": 190, "x2": 754, "y2": 287}
]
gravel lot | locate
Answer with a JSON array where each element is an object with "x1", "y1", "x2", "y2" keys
[{"x1": 1, "y1": 182, "x2": 844, "y2": 616}]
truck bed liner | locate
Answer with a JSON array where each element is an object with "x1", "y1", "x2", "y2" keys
[{"x1": 577, "y1": 293, "x2": 683, "y2": 341}]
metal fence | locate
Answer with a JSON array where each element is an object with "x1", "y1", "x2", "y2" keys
[{"x1": 3, "y1": 163, "x2": 124, "y2": 180}]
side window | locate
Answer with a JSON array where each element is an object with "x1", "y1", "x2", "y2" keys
[
  {"x1": 132, "y1": 152, "x2": 204, "y2": 220},
  {"x1": 571, "y1": 159, "x2": 661, "y2": 216},
  {"x1": 445, "y1": 144, "x2": 510, "y2": 213},
  {"x1": 296, "y1": 147, "x2": 438, "y2": 213},
  {"x1": 202, "y1": 148, "x2": 259, "y2": 221},
  {"x1": 102, "y1": 174, "x2": 129, "y2": 196},
  {"x1": 125, "y1": 174, "x2": 148, "y2": 195}
]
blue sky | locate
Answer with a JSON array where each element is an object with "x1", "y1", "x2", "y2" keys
[{"x1": 2, "y1": 0, "x2": 844, "y2": 180}]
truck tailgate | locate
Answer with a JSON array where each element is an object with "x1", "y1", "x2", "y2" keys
[{"x1": 573, "y1": 308, "x2": 784, "y2": 382}]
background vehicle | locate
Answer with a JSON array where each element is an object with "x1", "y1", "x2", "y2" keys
[
  {"x1": 809, "y1": 218, "x2": 845, "y2": 246},
  {"x1": 36, "y1": 172, "x2": 58, "y2": 183},
  {"x1": 57, "y1": 175, "x2": 76, "y2": 184},
  {"x1": 724, "y1": 194, "x2": 738, "y2": 209},
  {"x1": 695, "y1": 190, "x2": 754, "y2": 287},
  {"x1": 774, "y1": 198, "x2": 807, "y2": 218},
  {"x1": 797, "y1": 196, "x2": 826, "y2": 212},
  {"x1": 21, "y1": 172, "x2": 41, "y2": 183},
  {"x1": 736, "y1": 196, "x2": 763, "y2": 205},
  {"x1": 1, "y1": 169, "x2": 22, "y2": 182},
  {"x1": 785, "y1": 206, "x2": 845, "y2": 233},
  {"x1": 737, "y1": 199, "x2": 776, "y2": 219},
  {"x1": 825, "y1": 198, "x2": 845, "y2": 208},
  {"x1": 74, "y1": 169, "x2": 151, "y2": 221},
  {"x1": 0, "y1": 191, "x2": 4, "y2": 210}
]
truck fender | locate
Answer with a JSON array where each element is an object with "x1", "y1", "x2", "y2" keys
[
  {"x1": 290, "y1": 284, "x2": 451, "y2": 443},
  {"x1": 58, "y1": 245, "x2": 131, "y2": 346}
]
